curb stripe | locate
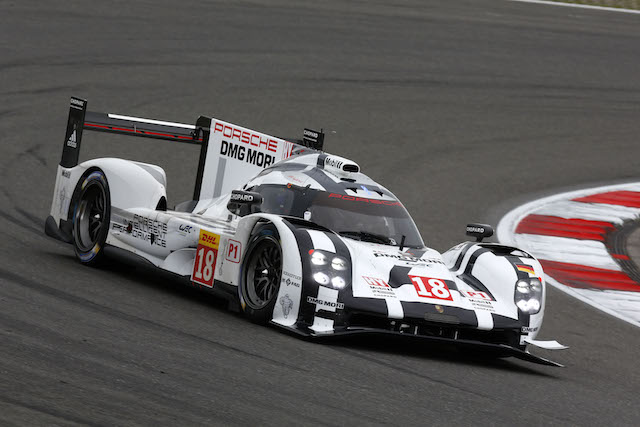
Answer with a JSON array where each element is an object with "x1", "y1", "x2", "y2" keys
[
  {"x1": 573, "y1": 191, "x2": 640, "y2": 208},
  {"x1": 515, "y1": 214, "x2": 615, "y2": 241},
  {"x1": 540, "y1": 260, "x2": 639, "y2": 292}
]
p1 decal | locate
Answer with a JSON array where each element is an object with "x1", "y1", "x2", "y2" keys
[
  {"x1": 192, "y1": 230, "x2": 220, "y2": 288},
  {"x1": 225, "y1": 239, "x2": 242, "y2": 263},
  {"x1": 460, "y1": 290, "x2": 493, "y2": 301},
  {"x1": 409, "y1": 276, "x2": 453, "y2": 301}
]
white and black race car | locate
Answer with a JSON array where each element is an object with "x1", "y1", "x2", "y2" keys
[{"x1": 46, "y1": 98, "x2": 567, "y2": 366}]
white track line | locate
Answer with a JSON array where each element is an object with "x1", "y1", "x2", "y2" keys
[{"x1": 508, "y1": 0, "x2": 640, "y2": 14}]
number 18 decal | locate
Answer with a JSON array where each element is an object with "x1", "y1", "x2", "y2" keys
[
  {"x1": 409, "y1": 275, "x2": 453, "y2": 301},
  {"x1": 192, "y1": 230, "x2": 220, "y2": 288}
]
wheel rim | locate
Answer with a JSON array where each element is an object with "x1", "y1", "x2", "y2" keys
[
  {"x1": 75, "y1": 183, "x2": 107, "y2": 252},
  {"x1": 245, "y1": 238, "x2": 282, "y2": 309}
]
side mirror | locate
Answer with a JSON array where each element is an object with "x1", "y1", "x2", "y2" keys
[
  {"x1": 227, "y1": 190, "x2": 263, "y2": 217},
  {"x1": 466, "y1": 223, "x2": 494, "y2": 242}
]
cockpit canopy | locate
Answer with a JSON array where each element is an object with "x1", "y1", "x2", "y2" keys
[{"x1": 249, "y1": 183, "x2": 424, "y2": 248}]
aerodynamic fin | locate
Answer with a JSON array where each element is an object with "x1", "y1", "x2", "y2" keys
[{"x1": 195, "y1": 118, "x2": 297, "y2": 202}]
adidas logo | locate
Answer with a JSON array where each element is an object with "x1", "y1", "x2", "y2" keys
[{"x1": 67, "y1": 130, "x2": 77, "y2": 148}]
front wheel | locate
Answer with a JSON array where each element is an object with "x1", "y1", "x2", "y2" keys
[
  {"x1": 240, "y1": 224, "x2": 282, "y2": 324},
  {"x1": 72, "y1": 169, "x2": 111, "y2": 265}
]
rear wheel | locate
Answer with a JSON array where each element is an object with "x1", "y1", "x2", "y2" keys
[
  {"x1": 240, "y1": 224, "x2": 282, "y2": 324},
  {"x1": 72, "y1": 169, "x2": 110, "y2": 265}
]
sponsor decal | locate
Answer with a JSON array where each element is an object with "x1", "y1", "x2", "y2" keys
[
  {"x1": 461, "y1": 288, "x2": 495, "y2": 311},
  {"x1": 286, "y1": 174, "x2": 305, "y2": 185},
  {"x1": 220, "y1": 140, "x2": 275, "y2": 167},
  {"x1": 362, "y1": 276, "x2": 397, "y2": 298},
  {"x1": 517, "y1": 264, "x2": 535, "y2": 275},
  {"x1": 282, "y1": 277, "x2": 300, "y2": 288},
  {"x1": 58, "y1": 187, "x2": 68, "y2": 215},
  {"x1": 307, "y1": 296, "x2": 344, "y2": 310},
  {"x1": 466, "y1": 225, "x2": 486, "y2": 234},
  {"x1": 373, "y1": 252, "x2": 444, "y2": 266},
  {"x1": 70, "y1": 98, "x2": 85, "y2": 109},
  {"x1": 469, "y1": 299, "x2": 495, "y2": 312},
  {"x1": 280, "y1": 294, "x2": 294, "y2": 318},
  {"x1": 328, "y1": 193, "x2": 401, "y2": 206},
  {"x1": 460, "y1": 290, "x2": 493, "y2": 301},
  {"x1": 61, "y1": 170, "x2": 71, "y2": 179},
  {"x1": 230, "y1": 191, "x2": 257, "y2": 202},
  {"x1": 130, "y1": 214, "x2": 168, "y2": 248},
  {"x1": 191, "y1": 230, "x2": 220, "y2": 288},
  {"x1": 521, "y1": 326, "x2": 538, "y2": 333},
  {"x1": 303, "y1": 128, "x2": 323, "y2": 149},
  {"x1": 409, "y1": 275, "x2": 454, "y2": 301},
  {"x1": 66, "y1": 129, "x2": 77, "y2": 148},
  {"x1": 198, "y1": 230, "x2": 220, "y2": 249},
  {"x1": 283, "y1": 271, "x2": 302, "y2": 281},
  {"x1": 213, "y1": 121, "x2": 278, "y2": 153},
  {"x1": 225, "y1": 239, "x2": 241, "y2": 263},
  {"x1": 178, "y1": 224, "x2": 194, "y2": 235},
  {"x1": 303, "y1": 129, "x2": 319, "y2": 139},
  {"x1": 324, "y1": 157, "x2": 344, "y2": 169}
]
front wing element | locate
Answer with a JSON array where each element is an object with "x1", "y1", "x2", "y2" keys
[{"x1": 292, "y1": 326, "x2": 565, "y2": 367}]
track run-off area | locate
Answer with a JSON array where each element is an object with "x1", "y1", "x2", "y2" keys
[
  {"x1": 1, "y1": 1, "x2": 639, "y2": 425},
  {"x1": 498, "y1": 182, "x2": 640, "y2": 327}
]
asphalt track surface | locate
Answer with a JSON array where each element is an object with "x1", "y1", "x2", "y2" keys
[{"x1": 1, "y1": 1, "x2": 639, "y2": 425}]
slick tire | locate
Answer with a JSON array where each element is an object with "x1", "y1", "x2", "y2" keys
[
  {"x1": 72, "y1": 169, "x2": 111, "y2": 266},
  {"x1": 240, "y1": 224, "x2": 282, "y2": 324}
]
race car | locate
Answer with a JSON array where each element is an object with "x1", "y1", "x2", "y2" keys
[{"x1": 45, "y1": 97, "x2": 567, "y2": 366}]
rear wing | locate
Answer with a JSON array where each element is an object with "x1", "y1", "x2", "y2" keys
[{"x1": 62, "y1": 97, "x2": 324, "y2": 201}]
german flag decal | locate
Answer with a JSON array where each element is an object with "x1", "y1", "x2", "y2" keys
[{"x1": 517, "y1": 264, "x2": 535, "y2": 275}]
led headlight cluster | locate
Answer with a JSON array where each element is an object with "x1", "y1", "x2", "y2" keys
[
  {"x1": 514, "y1": 278, "x2": 542, "y2": 314},
  {"x1": 309, "y1": 249, "x2": 349, "y2": 289}
]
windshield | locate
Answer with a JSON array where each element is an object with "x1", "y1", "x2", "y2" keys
[{"x1": 251, "y1": 184, "x2": 424, "y2": 248}]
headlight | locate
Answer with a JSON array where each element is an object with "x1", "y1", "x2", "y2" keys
[
  {"x1": 310, "y1": 250, "x2": 328, "y2": 266},
  {"x1": 331, "y1": 276, "x2": 346, "y2": 289},
  {"x1": 309, "y1": 250, "x2": 350, "y2": 289},
  {"x1": 313, "y1": 272, "x2": 330, "y2": 285},
  {"x1": 515, "y1": 278, "x2": 543, "y2": 314},
  {"x1": 331, "y1": 256, "x2": 348, "y2": 271}
]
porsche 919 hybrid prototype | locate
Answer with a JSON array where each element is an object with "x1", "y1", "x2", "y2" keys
[{"x1": 46, "y1": 98, "x2": 567, "y2": 366}]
